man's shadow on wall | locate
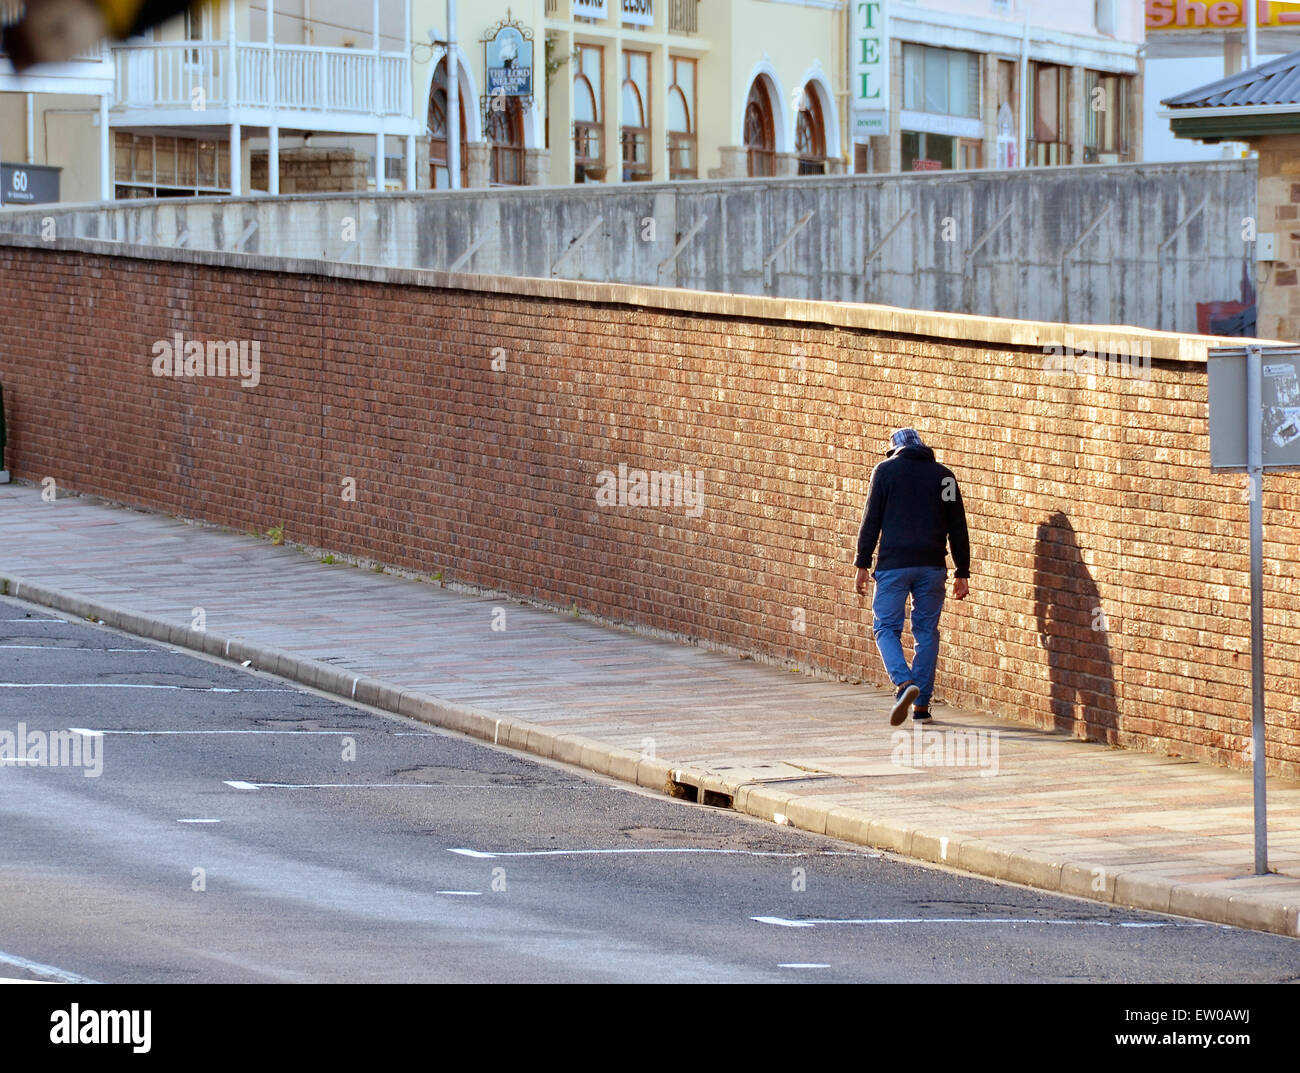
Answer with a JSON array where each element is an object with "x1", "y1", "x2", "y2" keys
[{"x1": 1032, "y1": 512, "x2": 1120, "y2": 742}]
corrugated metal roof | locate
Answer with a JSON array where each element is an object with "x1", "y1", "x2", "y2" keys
[{"x1": 1163, "y1": 49, "x2": 1300, "y2": 108}]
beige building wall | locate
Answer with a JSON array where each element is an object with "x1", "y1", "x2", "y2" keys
[
  {"x1": 0, "y1": 95, "x2": 27, "y2": 163},
  {"x1": 0, "y1": 92, "x2": 104, "y2": 204},
  {"x1": 513, "y1": 0, "x2": 845, "y2": 186},
  {"x1": 42, "y1": 99, "x2": 102, "y2": 204},
  {"x1": 717, "y1": 0, "x2": 845, "y2": 177},
  {"x1": 1255, "y1": 134, "x2": 1300, "y2": 344}
]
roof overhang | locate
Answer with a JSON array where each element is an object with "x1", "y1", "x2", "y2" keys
[{"x1": 1160, "y1": 103, "x2": 1300, "y2": 141}]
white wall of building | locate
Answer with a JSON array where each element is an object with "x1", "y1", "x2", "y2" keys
[{"x1": 906, "y1": 0, "x2": 1144, "y2": 42}]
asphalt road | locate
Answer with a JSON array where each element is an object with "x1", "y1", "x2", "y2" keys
[{"x1": 0, "y1": 594, "x2": 1297, "y2": 984}]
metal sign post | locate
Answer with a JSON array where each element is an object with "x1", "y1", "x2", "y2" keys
[
  {"x1": 1246, "y1": 345, "x2": 1267, "y2": 874},
  {"x1": 1207, "y1": 342, "x2": 1300, "y2": 875}
]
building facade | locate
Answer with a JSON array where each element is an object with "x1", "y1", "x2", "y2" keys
[
  {"x1": 1, "y1": 0, "x2": 1152, "y2": 207},
  {"x1": 858, "y1": 1, "x2": 1145, "y2": 174}
]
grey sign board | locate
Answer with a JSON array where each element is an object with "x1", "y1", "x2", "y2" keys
[
  {"x1": 0, "y1": 162, "x2": 61, "y2": 206},
  {"x1": 1209, "y1": 346, "x2": 1300, "y2": 471}
]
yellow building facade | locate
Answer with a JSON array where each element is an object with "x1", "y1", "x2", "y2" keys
[
  {"x1": 418, "y1": 0, "x2": 850, "y2": 189},
  {"x1": 1, "y1": 0, "x2": 1144, "y2": 204}
]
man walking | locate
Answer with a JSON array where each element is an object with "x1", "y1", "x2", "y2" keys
[{"x1": 854, "y1": 428, "x2": 970, "y2": 726}]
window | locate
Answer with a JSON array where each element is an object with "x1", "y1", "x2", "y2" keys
[
  {"x1": 1028, "y1": 62, "x2": 1069, "y2": 166},
  {"x1": 1095, "y1": 0, "x2": 1117, "y2": 35},
  {"x1": 668, "y1": 0, "x2": 698, "y2": 34},
  {"x1": 744, "y1": 79, "x2": 775, "y2": 177},
  {"x1": 621, "y1": 50, "x2": 651, "y2": 181},
  {"x1": 902, "y1": 44, "x2": 980, "y2": 118},
  {"x1": 996, "y1": 59, "x2": 1018, "y2": 168},
  {"x1": 901, "y1": 131, "x2": 954, "y2": 171},
  {"x1": 1084, "y1": 70, "x2": 1131, "y2": 163},
  {"x1": 182, "y1": 3, "x2": 209, "y2": 63},
  {"x1": 795, "y1": 84, "x2": 826, "y2": 175},
  {"x1": 668, "y1": 55, "x2": 697, "y2": 179},
  {"x1": 427, "y1": 60, "x2": 468, "y2": 189},
  {"x1": 487, "y1": 96, "x2": 526, "y2": 185},
  {"x1": 114, "y1": 132, "x2": 229, "y2": 198},
  {"x1": 574, "y1": 42, "x2": 605, "y2": 181}
]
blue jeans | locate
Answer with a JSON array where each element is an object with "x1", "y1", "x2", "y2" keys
[{"x1": 872, "y1": 566, "x2": 947, "y2": 708}]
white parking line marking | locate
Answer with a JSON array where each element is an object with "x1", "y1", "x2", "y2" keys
[
  {"x1": 448, "y1": 847, "x2": 828, "y2": 859},
  {"x1": 0, "y1": 949, "x2": 98, "y2": 984},
  {"x1": 436, "y1": 891, "x2": 482, "y2": 896},
  {"x1": 74, "y1": 729, "x2": 356, "y2": 736},
  {"x1": 0, "y1": 645, "x2": 153, "y2": 651},
  {"x1": 177, "y1": 819, "x2": 222, "y2": 824},
  {"x1": 779, "y1": 963, "x2": 831, "y2": 969},
  {"x1": 751, "y1": 916, "x2": 1212, "y2": 929},
  {"x1": 0, "y1": 684, "x2": 293, "y2": 692},
  {"x1": 226, "y1": 781, "x2": 523, "y2": 790}
]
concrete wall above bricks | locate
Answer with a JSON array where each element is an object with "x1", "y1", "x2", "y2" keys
[{"x1": 0, "y1": 161, "x2": 1258, "y2": 334}]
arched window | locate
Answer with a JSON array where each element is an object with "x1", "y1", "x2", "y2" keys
[
  {"x1": 574, "y1": 42, "x2": 604, "y2": 182},
  {"x1": 487, "y1": 96, "x2": 526, "y2": 186},
  {"x1": 427, "y1": 59, "x2": 468, "y2": 189},
  {"x1": 574, "y1": 77, "x2": 598, "y2": 122},
  {"x1": 622, "y1": 81, "x2": 644, "y2": 127},
  {"x1": 621, "y1": 50, "x2": 651, "y2": 181},
  {"x1": 795, "y1": 83, "x2": 826, "y2": 175},
  {"x1": 667, "y1": 55, "x2": 696, "y2": 180},
  {"x1": 744, "y1": 80, "x2": 775, "y2": 177}
]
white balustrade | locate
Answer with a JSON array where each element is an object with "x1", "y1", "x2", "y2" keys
[{"x1": 111, "y1": 42, "x2": 409, "y2": 117}]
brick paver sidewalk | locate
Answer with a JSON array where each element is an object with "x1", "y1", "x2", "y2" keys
[{"x1": 3, "y1": 483, "x2": 1299, "y2": 936}]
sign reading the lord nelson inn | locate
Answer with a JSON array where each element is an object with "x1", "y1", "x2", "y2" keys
[{"x1": 486, "y1": 24, "x2": 533, "y2": 99}]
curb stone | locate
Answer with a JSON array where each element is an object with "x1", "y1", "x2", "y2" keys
[{"x1": 3, "y1": 573, "x2": 1299, "y2": 942}]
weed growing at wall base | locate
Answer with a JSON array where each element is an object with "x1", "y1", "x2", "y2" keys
[{"x1": 151, "y1": 333, "x2": 261, "y2": 388}]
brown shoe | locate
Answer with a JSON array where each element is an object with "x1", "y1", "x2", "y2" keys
[{"x1": 890, "y1": 682, "x2": 919, "y2": 726}]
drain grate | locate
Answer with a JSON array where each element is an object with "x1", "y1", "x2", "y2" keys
[{"x1": 665, "y1": 771, "x2": 734, "y2": 809}]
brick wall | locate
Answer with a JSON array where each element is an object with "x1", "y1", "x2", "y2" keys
[
  {"x1": 2, "y1": 237, "x2": 1297, "y2": 778},
  {"x1": 1256, "y1": 133, "x2": 1300, "y2": 344},
  {"x1": 249, "y1": 148, "x2": 369, "y2": 194}
]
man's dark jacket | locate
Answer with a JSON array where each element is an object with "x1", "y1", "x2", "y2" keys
[{"x1": 855, "y1": 445, "x2": 971, "y2": 578}]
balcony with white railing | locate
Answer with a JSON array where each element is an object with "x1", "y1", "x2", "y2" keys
[
  {"x1": 111, "y1": 41, "x2": 414, "y2": 135},
  {"x1": 0, "y1": 38, "x2": 114, "y2": 93},
  {"x1": 668, "y1": 0, "x2": 698, "y2": 34}
]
